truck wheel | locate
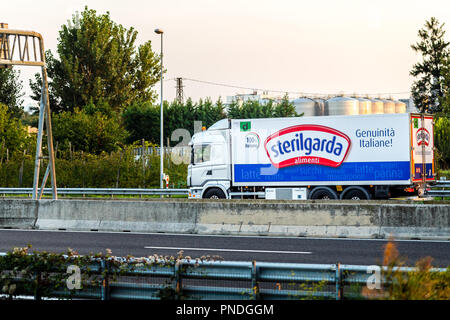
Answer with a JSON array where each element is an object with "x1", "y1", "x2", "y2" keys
[
  {"x1": 203, "y1": 188, "x2": 226, "y2": 199},
  {"x1": 340, "y1": 187, "x2": 371, "y2": 200},
  {"x1": 309, "y1": 187, "x2": 338, "y2": 200}
]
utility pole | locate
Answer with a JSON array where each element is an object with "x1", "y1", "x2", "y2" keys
[
  {"x1": 154, "y1": 28, "x2": 164, "y2": 192},
  {"x1": 175, "y1": 77, "x2": 184, "y2": 104}
]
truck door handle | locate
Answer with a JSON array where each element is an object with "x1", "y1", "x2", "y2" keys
[{"x1": 206, "y1": 170, "x2": 212, "y2": 175}]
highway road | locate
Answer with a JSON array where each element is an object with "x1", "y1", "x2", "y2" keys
[{"x1": 0, "y1": 229, "x2": 449, "y2": 267}]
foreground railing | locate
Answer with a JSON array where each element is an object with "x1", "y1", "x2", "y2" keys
[{"x1": 0, "y1": 252, "x2": 446, "y2": 300}]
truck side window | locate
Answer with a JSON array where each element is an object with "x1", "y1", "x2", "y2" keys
[{"x1": 193, "y1": 144, "x2": 211, "y2": 164}]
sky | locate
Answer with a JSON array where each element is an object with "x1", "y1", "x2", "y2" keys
[{"x1": 2, "y1": 0, "x2": 450, "y2": 110}]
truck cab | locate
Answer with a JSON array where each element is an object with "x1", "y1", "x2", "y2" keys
[{"x1": 188, "y1": 119, "x2": 231, "y2": 199}]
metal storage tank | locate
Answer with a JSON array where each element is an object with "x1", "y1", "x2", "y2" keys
[
  {"x1": 292, "y1": 97, "x2": 318, "y2": 117},
  {"x1": 325, "y1": 96, "x2": 359, "y2": 116},
  {"x1": 313, "y1": 98, "x2": 326, "y2": 116},
  {"x1": 381, "y1": 99, "x2": 395, "y2": 114},
  {"x1": 393, "y1": 100, "x2": 407, "y2": 113},
  {"x1": 357, "y1": 97, "x2": 372, "y2": 115},
  {"x1": 371, "y1": 98, "x2": 384, "y2": 114},
  {"x1": 322, "y1": 97, "x2": 330, "y2": 115}
]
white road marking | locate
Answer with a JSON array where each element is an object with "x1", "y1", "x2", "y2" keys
[{"x1": 144, "y1": 246, "x2": 312, "y2": 254}]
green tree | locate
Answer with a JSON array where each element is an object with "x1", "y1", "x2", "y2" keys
[
  {"x1": 122, "y1": 101, "x2": 160, "y2": 144},
  {"x1": 227, "y1": 99, "x2": 272, "y2": 119},
  {"x1": 434, "y1": 55, "x2": 450, "y2": 169},
  {"x1": 194, "y1": 97, "x2": 227, "y2": 130},
  {"x1": 30, "y1": 6, "x2": 162, "y2": 114},
  {"x1": 0, "y1": 103, "x2": 28, "y2": 157},
  {"x1": 51, "y1": 107, "x2": 127, "y2": 154},
  {"x1": 227, "y1": 97, "x2": 297, "y2": 119},
  {"x1": 274, "y1": 94, "x2": 300, "y2": 117},
  {"x1": 434, "y1": 117, "x2": 450, "y2": 169},
  {"x1": 410, "y1": 17, "x2": 449, "y2": 114},
  {"x1": 165, "y1": 98, "x2": 196, "y2": 146},
  {"x1": 28, "y1": 52, "x2": 64, "y2": 114},
  {"x1": 439, "y1": 56, "x2": 450, "y2": 116},
  {"x1": 0, "y1": 68, "x2": 24, "y2": 118},
  {"x1": 123, "y1": 98, "x2": 227, "y2": 147}
]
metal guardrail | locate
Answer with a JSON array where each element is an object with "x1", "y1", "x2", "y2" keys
[
  {"x1": 0, "y1": 188, "x2": 189, "y2": 197},
  {"x1": 0, "y1": 179, "x2": 448, "y2": 199},
  {"x1": 426, "y1": 179, "x2": 450, "y2": 198},
  {"x1": 0, "y1": 253, "x2": 446, "y2": 300}
]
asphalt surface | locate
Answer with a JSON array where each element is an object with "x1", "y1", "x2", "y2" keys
[{"x1": 0, "y1": 229, "x2": 449, "y2": 267}]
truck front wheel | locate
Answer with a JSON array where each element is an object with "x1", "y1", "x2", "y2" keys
[
  {"x1": 203, "y1": 188, "x2": 226, "y2": 199},
  {"x1": 309, "y1": 187, "x2": 338, "y2": 200}
]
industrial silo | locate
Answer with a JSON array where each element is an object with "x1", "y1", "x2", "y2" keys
[
  {"x1": 357, "y1": 97, "x2": 372, "y2": 115},
  {"x1": 322, "y1": 96, "x2": 330, "y2": 115},
  {"x1": 292, "y1": 97, "x2": 318, "y2": 117},
  {"x1": 371, "y1": 98, "x2": 384, "y2": 114},
  {"x1": 325, "y1": 96, "x2": 359, "y2": 116},
  {"x1": 393, "y1": 100, "x2": 407, "y2": 113},
  {"x1": 313, "y1": 98, "x2": 326, "y2": 116},
  {"x1": 381, "y1": 99, "x2": 396, "y2": 114}
]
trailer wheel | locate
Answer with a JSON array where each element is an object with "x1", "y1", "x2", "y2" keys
[
  {"x1": 340, "y1": 187, "x2": 371, "y2": 200},
  {"x1": 309, "y1": 187, "x2": 338, "y2": 200},
  {"x1": 203, "y1": 188, "x2": 226, "y2": 199}
]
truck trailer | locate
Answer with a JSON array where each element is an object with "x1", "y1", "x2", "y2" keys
[{"x1": 187, "y1": 113, "x2": 434, "y2": 200}]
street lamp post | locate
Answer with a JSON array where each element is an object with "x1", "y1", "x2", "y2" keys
[{"x1": 154, "y1": 28, "x2": 164, "y2": 191}]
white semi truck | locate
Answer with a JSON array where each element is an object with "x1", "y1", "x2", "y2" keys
[{"x1": 187, "y1": 113, "x2": 435, "y2": 200}]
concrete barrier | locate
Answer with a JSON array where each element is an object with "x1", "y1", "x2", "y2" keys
[
  {"x1": 36, "y1": 199, "x2": 197, "y2": 233},
  {"x1": 0, "y1": 199, "x2": 449, "y2": 240},
  {"x1": 0, "y1": 199, "x2": 37, "y2": 229}
]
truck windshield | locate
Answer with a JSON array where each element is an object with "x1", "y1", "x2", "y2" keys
[{"x1": 192, "y1": 144, "x2": 211, "y2": 164}]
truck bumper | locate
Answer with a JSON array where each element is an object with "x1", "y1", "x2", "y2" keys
[{"x1": 188, "y1": 188, "x2": 202, "y2": 199}]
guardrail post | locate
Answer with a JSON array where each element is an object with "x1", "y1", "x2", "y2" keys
[
  {"x1": 251, "y1": 260, "x2": 260, "y2": 300},
  {"x1": 174, "y1": 262, "x2": 182, "y2": 300},
  {"x1": 34, "y1": 271, "x2": 42, "y2": 301},
  {"x1": 101, "y1": 260, "x2": 110, "y2": 300},
  {"x1": 335, "y1": 263, "x2": 342, "y2": 300}
]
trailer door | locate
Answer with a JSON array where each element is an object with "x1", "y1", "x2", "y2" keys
[{"x1": 411, "y1": 114, "x2": 435, "y2": 183}]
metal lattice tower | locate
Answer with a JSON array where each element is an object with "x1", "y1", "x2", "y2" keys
[
  {"x1": 0, "y1": 24, "x2": 58, "y2": 200},
  {"x1": 175, "y1": 77, "x2": 184, "y2": 104}
]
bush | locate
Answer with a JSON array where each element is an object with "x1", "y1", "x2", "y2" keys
[
  {"x1": 362, "y1": 241, "x2": 450, "y2": 300},
  {"x1": 0, "y1": 142, "x2": 188, "y2": 189},
  {"x1": 0, "y1": 246, "x2": 222, "y2": 300}
]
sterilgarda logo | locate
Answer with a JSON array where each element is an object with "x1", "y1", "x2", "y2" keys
[
  {"x1": 264, "y1": 125, "x2": 351, "y2": 168},
  {"x1": 416, "y1": 128, "x2": 430, "y2": 146}
]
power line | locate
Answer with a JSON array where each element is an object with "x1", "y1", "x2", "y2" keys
[
  {"x1": 181, "y1": 77, "x2": 411, "y2": 97},
  {"x1": 183, "y1": 77, "x2": 286, "y2": 93}
]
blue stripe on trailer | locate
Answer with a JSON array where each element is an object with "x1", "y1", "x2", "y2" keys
[{"x1": 234, "y1": 161, "x2": 411, "y2": 183}]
